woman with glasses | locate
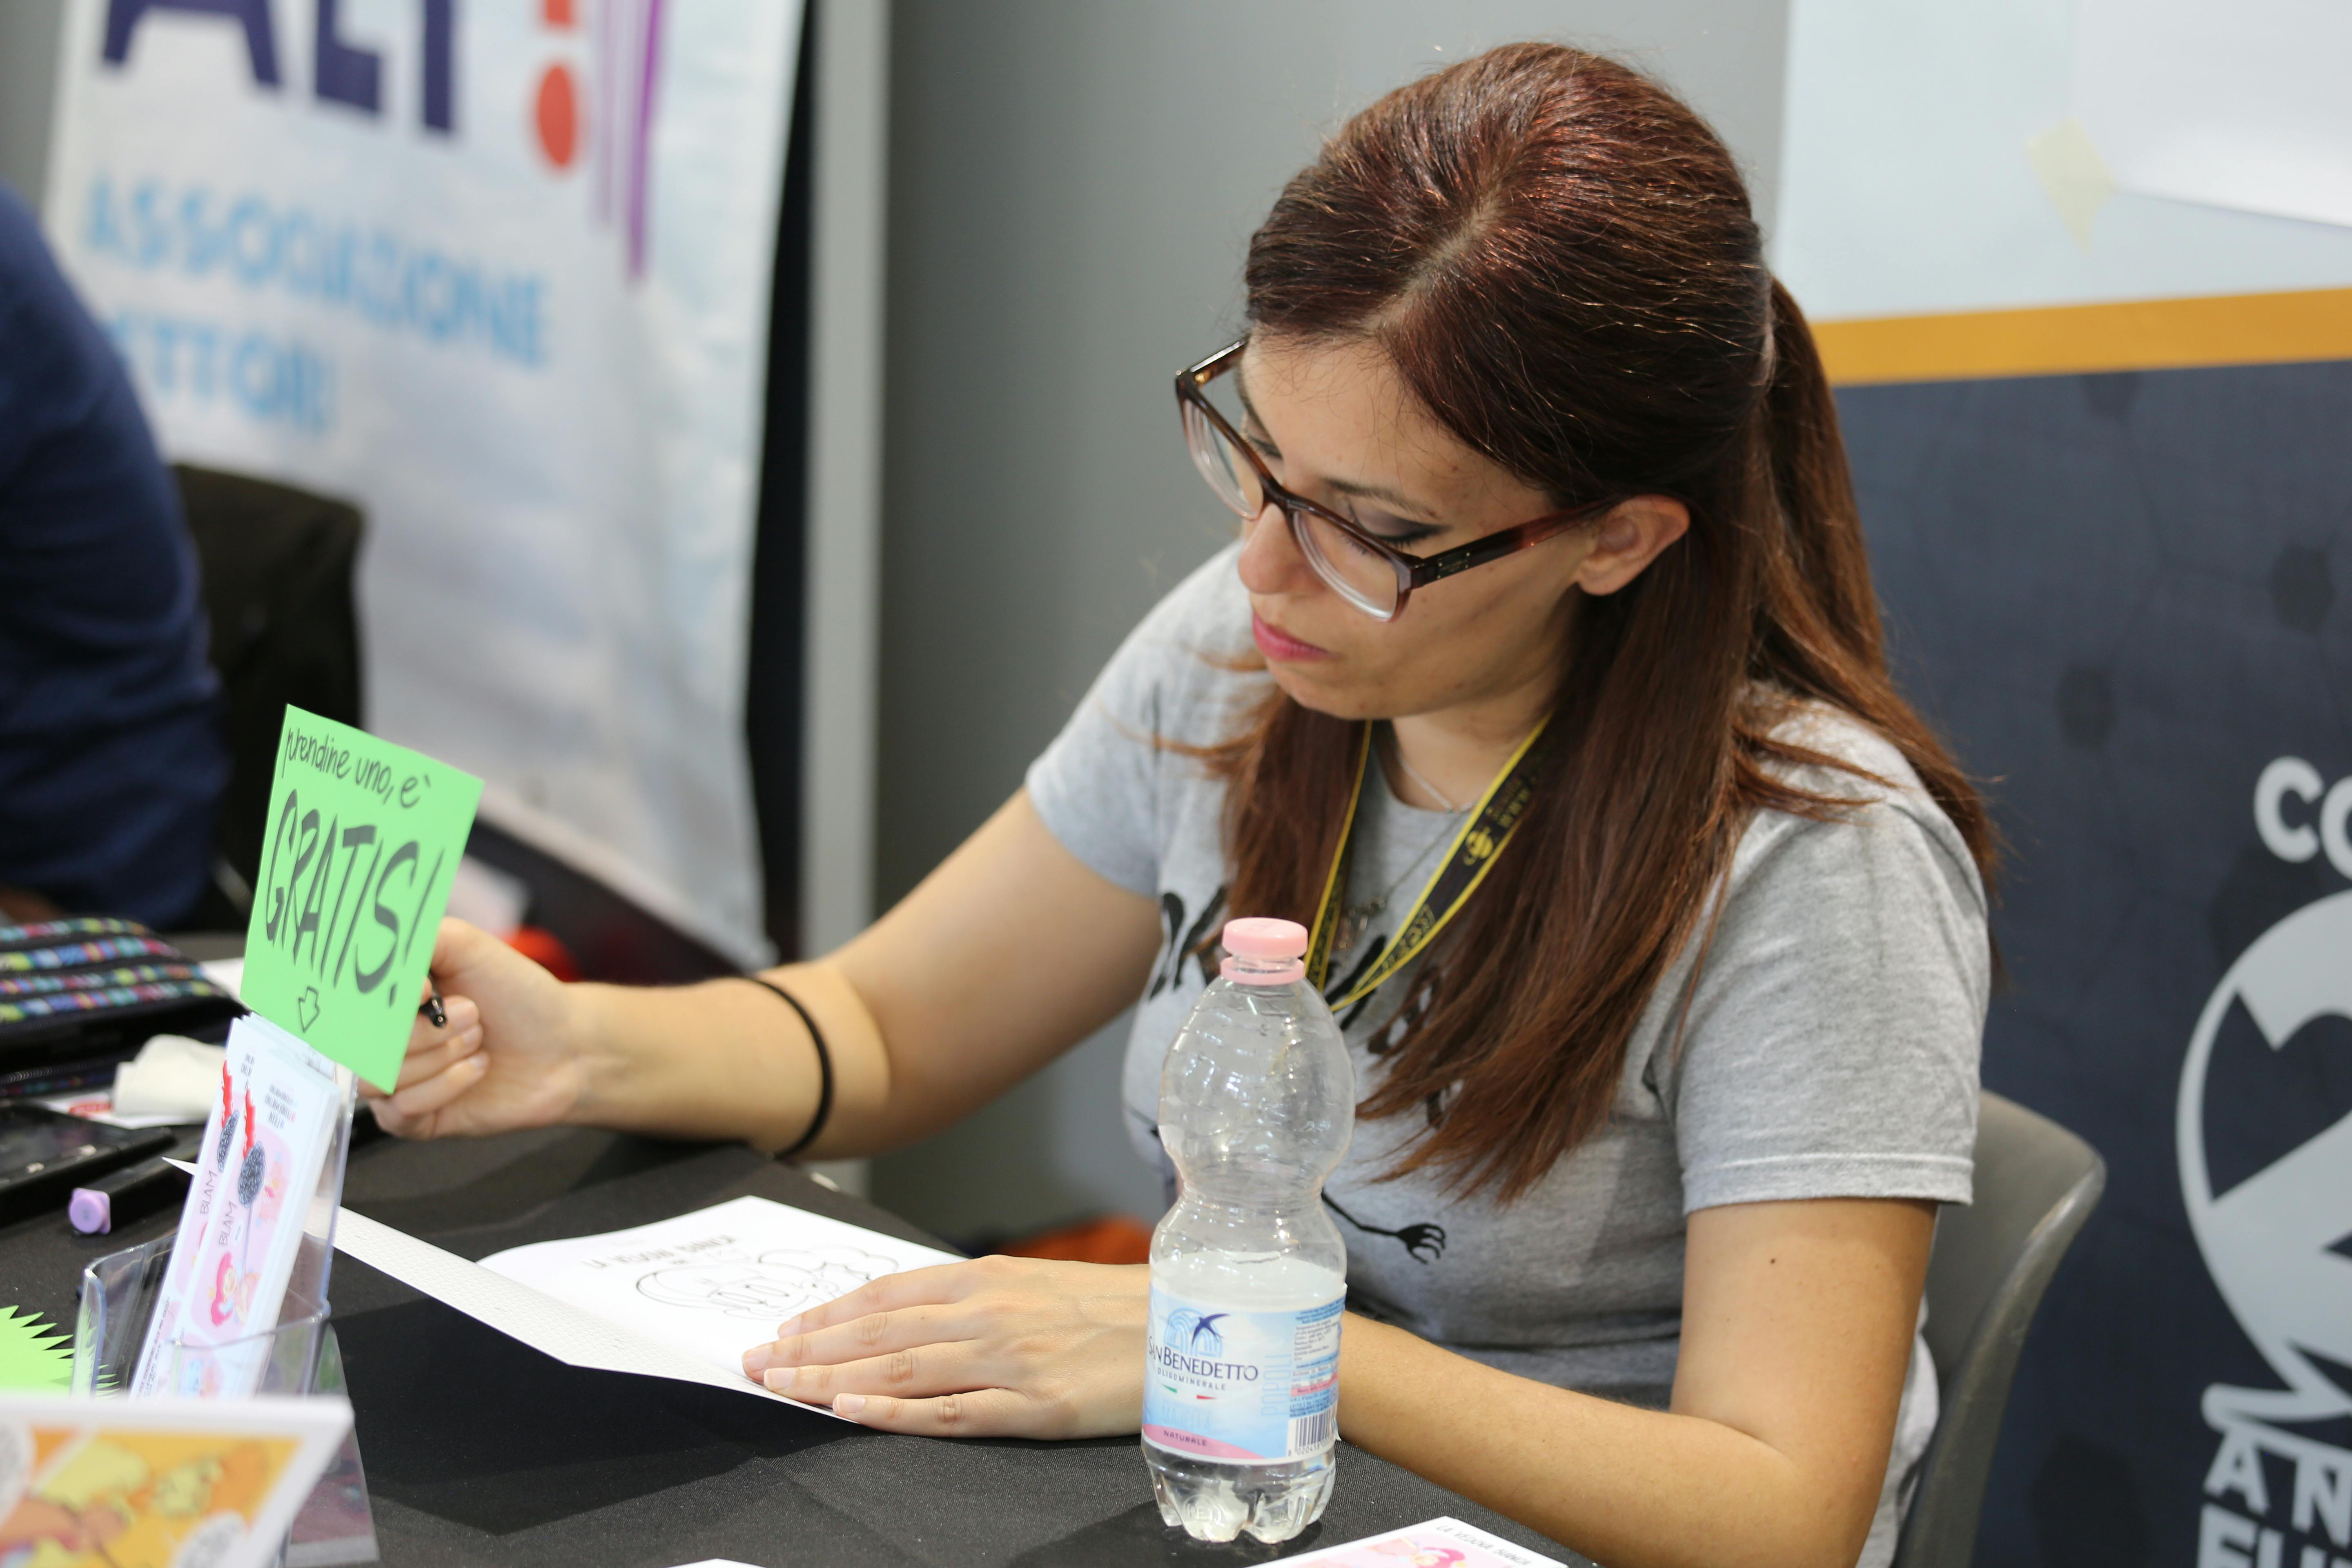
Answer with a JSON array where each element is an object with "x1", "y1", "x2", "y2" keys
[{"x1": 371, "y1": 43, "x2": 1989, "y2": 1568}]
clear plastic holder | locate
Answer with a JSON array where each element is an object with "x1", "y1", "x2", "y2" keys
[
  {"x1": 72, "y1": 1234, "x2": 334, "y2": 1399},
  {"x1": 72, "y1": 1057, "x2": 378, "y2": 1565}
]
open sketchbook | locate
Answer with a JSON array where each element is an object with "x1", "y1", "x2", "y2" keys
[{"x1": 331, "y1": 1195, "x2": 963, "y2": 1418}]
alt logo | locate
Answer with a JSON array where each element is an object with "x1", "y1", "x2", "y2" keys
[
  {"x1": 98, "y1": 0, "x2": 668, "y2": 277},
  {"x1": 103, "y1": 0, "x2": 457, "y2": 131}
]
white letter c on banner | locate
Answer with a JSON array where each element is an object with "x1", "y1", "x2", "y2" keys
[
  {"x1": 2255, "y1": 757, "x2": 2323, "y2": 863},
  {"x1": 2321, "y1": 778, "x2": 2352, "y2": 881}
]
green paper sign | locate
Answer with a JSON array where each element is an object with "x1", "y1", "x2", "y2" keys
[{"x1": 240, "y1": 708, "x2": 482, "y2": 1091}]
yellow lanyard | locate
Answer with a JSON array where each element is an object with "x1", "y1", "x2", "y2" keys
[{"x1": 1305, "y1": 717, "x2": 1552, "y2": 1010}]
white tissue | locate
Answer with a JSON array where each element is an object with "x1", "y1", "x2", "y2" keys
[
  {"x1": 198, "y1": 956, "x2": 243, "y2": 999},
  {"x1": 111, "y1": 1033, "x2": 229, "y2": 1118}
]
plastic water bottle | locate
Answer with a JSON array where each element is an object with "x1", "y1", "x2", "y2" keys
[{"x1": 1144, "y1": 916, "x2": 1354, "y2": 1544}]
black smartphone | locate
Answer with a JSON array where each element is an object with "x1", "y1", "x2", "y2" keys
[{"x1": 0, "y1": 1103, "x2": 178, "y2": 1225}]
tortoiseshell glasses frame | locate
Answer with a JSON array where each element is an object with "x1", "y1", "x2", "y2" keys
[{"x1": 1175, "y1": 341, "x2": 1617, "y2": 621}]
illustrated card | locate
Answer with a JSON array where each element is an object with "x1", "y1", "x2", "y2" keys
[
  {"x1": 0, "y1": 1392, "x2": 348, "y2": 1568},
  {"x1": 134, "y1": 1016, "x2": 344, "y2": 1399}
]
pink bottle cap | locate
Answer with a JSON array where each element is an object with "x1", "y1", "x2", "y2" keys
[{"x1": 1220, "y1": 917, "x2": 1308, "y2": 985}]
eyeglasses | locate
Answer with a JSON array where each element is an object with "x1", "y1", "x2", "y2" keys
[{"x1": 1175, "y1": 341, "x2": 1612, "y2": 621}]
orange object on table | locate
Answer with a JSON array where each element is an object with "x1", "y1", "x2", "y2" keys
[
  {"x1": 504, "y1": 925, "x2": 581, "y2": 982},
  {"x1": 996, "y1": 1214, "x2": 1154, "y2": 1265}
]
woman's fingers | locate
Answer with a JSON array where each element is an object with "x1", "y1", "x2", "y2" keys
[
  {"x1": 757, "y1": 1335, "x2": 991, "y2": 1406},
  {"x1": 393, "y1": 1022, "x2": 482, "y2": 1091},
  {"x1": 362, "y1": 1089, "x2": 422, "y2": 1139},
  {"x1": 832, "y1": 1387, "x2": 1050, "y2": 1439},
  {"x1": 402, "y1": 991, "x2": 479, "y2": 1065},
  {"x1": 741, "y1": 1301, "x2": 971, "y2": 1379},
  {"x1": 388, "y1": 1050, "x2": 488, "y2": 1122},
  {"x1": 762, "y1": 1341, "x2": 1083, "y2": 1438},
  {"x1": 737, "y1": 1257, "x2": 1147, "y2": 1441},
  {"x1": 771, "y1": 1258, "x2": 995, "y2": 1340}
]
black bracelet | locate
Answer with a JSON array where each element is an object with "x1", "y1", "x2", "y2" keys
[{"x1": 739, "y1": 976, "x2": 834, "y2": 1160}]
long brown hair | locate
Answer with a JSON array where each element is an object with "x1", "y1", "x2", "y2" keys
[{"x1": 1211, "y1": 43, "x2": 1993, "y2": 1202}]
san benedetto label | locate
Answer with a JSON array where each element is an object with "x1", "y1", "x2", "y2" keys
[{"x1": 1143, "y1": 1284, "x2": 1342, "y2": 1463}]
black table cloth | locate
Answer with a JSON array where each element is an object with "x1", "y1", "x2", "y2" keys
[{"x1": 3, "y1": 1120, "x2": 1586, "y2": 1566}]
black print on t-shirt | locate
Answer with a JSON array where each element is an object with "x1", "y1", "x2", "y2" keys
[
  {"x1": 1149, "y1": 885, "x2": 1227, "y2": 1000},
  {"x1": 1348, "y1": 963, "x2": 1441, "y2": 1054},
  {"x1": 1327, "y1": 943, "x2": 1386, "y2": 1032},
  {"x1": 1325, "y1": 1193, "x2": 1447, "y2": 1263}
]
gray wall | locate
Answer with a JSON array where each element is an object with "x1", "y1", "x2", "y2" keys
[
  {"x1": 869, "y1": 0, "x2": 1793, "y2": 1243},
  {"x1": 0, "y1": 1, "x2": 64, "y2": 208}
]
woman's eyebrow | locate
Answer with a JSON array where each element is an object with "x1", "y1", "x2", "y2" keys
[
  {"x1": 1325, "y1": 474, "x2": 1436, "y2": 519},
  {"x1": 1233, "y1": 366, "x2": 1441, "y2": 522},
  {"x1": 1233, "y1": 366, "x2": 1276, "y2": 445}
]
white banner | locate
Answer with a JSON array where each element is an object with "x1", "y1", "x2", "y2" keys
[{"x1": 43, "y1": 0, "x2": 800, "y2": 964}]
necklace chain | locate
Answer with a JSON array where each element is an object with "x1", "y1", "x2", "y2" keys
[
  {"x1": 1335, "y1": 747, "x2": 1468, "y2": 955},
  {"x1": 1388, "y1": 727, "x2": 1457, "y2": 812}
]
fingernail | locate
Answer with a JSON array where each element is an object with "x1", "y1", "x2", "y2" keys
[
  {"x1": 835, "y1": 1394, "x2": 866, "y2": 1418},
  {"x1": 773, "y1": 1314, "x2": 801, "y2": 1338},
  {"x1": 763, "y1": 1368, "x2": 796, "y2": 1392},
  {"x1": 742, "y1": 1345, "x2": 771, "y2": 1375}
]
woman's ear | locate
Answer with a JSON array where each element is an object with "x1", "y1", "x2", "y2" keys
[{"x1": 1574, "y1": 496, "x2": 1690, "y2": 596}]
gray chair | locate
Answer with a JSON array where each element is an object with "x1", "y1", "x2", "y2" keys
[{"x1": 1893, "y1": 1091, "x2": 2106, "y2": 1568}]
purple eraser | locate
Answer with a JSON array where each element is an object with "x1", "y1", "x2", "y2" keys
[{"x1": 68, "y1": 1188, "x2": 111, "y2": 1234}]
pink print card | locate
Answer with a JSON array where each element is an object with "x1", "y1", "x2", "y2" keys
[
  {"x1": 1272, "y1": 1515, "x2": 1570, "y2": 1568},
  {"x1": 132, "y1": 1014, "x2": 343, "y2": 1397}
]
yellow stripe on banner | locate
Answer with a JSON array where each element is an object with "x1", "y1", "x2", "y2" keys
[{"x1": 1815, "y1": 287, "x2": 2352, "y2": 386}]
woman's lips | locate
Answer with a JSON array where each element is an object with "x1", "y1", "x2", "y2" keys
[{"x1": 1252, "y1": 612, "x2": 1331, "y2": 662}]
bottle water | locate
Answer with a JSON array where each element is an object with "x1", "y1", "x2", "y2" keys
[{"x1": 1144, "y1": 916, "x2": 1355, "y2": 1544}]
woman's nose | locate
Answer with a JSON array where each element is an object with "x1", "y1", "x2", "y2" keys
[{"x1": 1236, "y1": 502, "x2": 1315, "y2": 597}]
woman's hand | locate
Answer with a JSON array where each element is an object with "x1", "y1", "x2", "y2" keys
[
  {"x1": 738, "y1": 1256, "x2": 1150, "y2": 1438},
  {"x1": 361, "y1": 918, "x2": 592, "y2": 1139}
]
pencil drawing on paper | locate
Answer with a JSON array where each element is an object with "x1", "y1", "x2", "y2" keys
[{"x1": 634, "y1": 1245, "x2": 905, "y2": 1321}]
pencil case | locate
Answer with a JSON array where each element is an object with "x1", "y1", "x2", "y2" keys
[{"x1": 0, "y1": 918, "x2": 244, "y2": 1096}]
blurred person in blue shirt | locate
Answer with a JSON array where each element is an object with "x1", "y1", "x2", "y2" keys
[{"x1": 0, "y1": 182, "x2": 227, "y2": 929}]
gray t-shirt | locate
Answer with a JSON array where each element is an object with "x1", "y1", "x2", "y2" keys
[{"x1": 1026, "y1": 546, "x2": 1986, "y2": 1568}]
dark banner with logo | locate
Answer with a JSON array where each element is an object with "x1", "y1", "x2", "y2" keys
[{"x1": 1840, "y1": 361, "x2": 2352, "y2": 1568}]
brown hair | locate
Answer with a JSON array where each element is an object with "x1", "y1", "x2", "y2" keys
[{"x1": 1211, "y1": 43, "x2": 1993, "y2": 1201}]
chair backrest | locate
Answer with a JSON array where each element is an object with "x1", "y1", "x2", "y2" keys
[
  {"x1": 175, "y1": 466, "x2": 365, "y2": 900},
  {"x1": 1893, "y1": 1091, "x2": 2105, "y2": 1568}
]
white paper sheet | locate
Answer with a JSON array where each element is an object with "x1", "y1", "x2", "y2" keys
[
  {"x1": 36, "y1": 1092, "x2": 194, "y2": 1131},
  {"x1": 331, "y1": 1196, "x2": 962, "y2": 1415},
  {"x1": 2073, "y1": 0, "x2": 2352, "y2": 229},
  {"x1": 481, "y1": 1196, "x2": 963, "y2": 1380}
]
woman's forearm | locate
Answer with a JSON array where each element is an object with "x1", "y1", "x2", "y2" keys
[
  {"x1": 565, "y1": 960, "x2": 895, "y2": 1155},
  {"x1": 522, "y1": 795, "x2": 1158, "y2": 1154},
  {"x1": 1338, "y1": 1316, "x2": 1871, "y2": 1568}
]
